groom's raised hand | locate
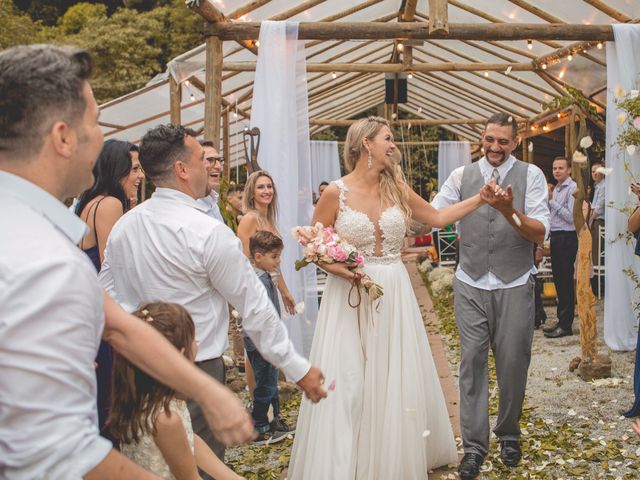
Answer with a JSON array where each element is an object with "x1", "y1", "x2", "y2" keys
[
  {"x1": 297, "y1": 366, "x2": 328, "y2": 402},
  {"x1": 480, "y1": 180, "x2": 513, "y2": 213}
]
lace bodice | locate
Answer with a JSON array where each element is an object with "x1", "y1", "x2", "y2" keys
[
  {"x1": 333, "y1": 179, "x2": 406, "y2": 264},
  {"x1": 120, "y1": 399, "x2": 194, "y2": 479}
]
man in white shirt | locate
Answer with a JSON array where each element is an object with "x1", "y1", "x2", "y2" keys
[
  {"x1": 99, "y1": 124, "x2": 326, "y2": 466},
  {"x1": 433, "y1": 113, "x2": 549, "y2": 480},
  {"x1": 198, "y1": 140, "x2": 225, "y2": 223},
  {"x1": 0, "y1": 44, "x2": 254, "y2": 480}
]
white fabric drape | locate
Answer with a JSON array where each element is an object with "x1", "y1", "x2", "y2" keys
[
  {"x1": 604, "y1": 25, "x2": 640, "y2": 351},
  {"x1": 438, "y1": 141, "x2": 472, "y2": 191},
  {"x1": 310, "y1": 141, "x2": 341, "y2": 198},
  {"x1": 250, "y1": 21, "x2": 318, "y2": 357}
]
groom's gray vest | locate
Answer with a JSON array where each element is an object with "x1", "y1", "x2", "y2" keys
[{"x1": 458, "y1": 160, "x2": 533, "y2": 283}]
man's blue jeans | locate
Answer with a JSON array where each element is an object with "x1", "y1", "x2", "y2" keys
[{"x1": 246, "y1": 347, "x2": 280, "y2": 433}]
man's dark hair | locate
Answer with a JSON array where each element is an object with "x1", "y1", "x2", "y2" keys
[
  {"x1": 227, "y1": 183, "x2": 244, "y2": 194},
  {"x1": 139, "y1": 124, "x2": 197, "y2": 182},
  {"x1": 485, "y1": 112, "x2": 519, "y2": 139},
  {"x1": 249, "y1": 230, "x2": 284, "y2": 257},
  {"x1": 319, "y1": 181, "x2": 329, "y2": 188},
  {"x1": 199, "y1": 140, "x2": 214, "y2": 148},
  {"x1": 0, "y1": 44, "x2": 93, "y2": 159}
]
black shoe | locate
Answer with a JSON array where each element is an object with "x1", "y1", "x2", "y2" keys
[
  {"x1": 253, "y1": 428, "x2": 288, "y2": 446},
  {"x1": 270, "y1": 417, "x2": 295, "y2": 434},
  {"x1": 544, "y1": 326, "x2": 572, "y2": 338},
  {"x1": 542, "y1": 322, "x2": 558, "y2": 333},
  {"x1": 458, "y1": 452, "x2": 484, "y2": 480},
  {"x1": 500, "y1": 440, "x2": 522, "y2": 467}
]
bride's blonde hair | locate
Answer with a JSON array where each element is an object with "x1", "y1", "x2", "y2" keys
[{"x1": 343, "y1": 116, "x2": 411, "y2": 225}]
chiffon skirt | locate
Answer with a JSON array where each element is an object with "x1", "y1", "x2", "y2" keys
[{"x1": 288, "y1": 260, "x2": 457, "y2": 479}]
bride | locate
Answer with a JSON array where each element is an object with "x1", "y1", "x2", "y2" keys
[{"x1": 288, "y1": 116, "x2": 493, "y2": 479}]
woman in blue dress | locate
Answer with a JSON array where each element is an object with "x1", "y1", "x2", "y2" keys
[{"x1": 75, "y1": 139, "x2": 145, "y2": 442}]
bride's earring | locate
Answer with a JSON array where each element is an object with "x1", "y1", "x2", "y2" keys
[{"x1": 367, "y1": 151, "x2": 372, "y2": 169}]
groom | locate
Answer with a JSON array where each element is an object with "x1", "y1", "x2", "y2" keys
[{"x1": 433, "y1": 113, "x2": 549, "y2": 479}]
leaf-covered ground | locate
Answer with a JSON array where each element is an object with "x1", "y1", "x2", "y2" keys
[
  {"x1": 423, "y1": 269, "x2": 640, "y2": 480},
  {"x1": 223, "y1": 270, "x2": 640, "y2": 479}
]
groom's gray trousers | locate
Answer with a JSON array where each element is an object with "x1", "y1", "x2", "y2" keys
[{"x1": 453, "y1": 275, "x2": 535, "y2": 457}]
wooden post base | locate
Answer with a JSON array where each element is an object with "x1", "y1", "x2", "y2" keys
[{"x1": 571, "y1": 354, "x2": 612, "y2": 382}]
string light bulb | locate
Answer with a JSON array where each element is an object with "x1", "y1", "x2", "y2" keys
[
  {"x1": 597, "y1": 42, "x2": 603, "y2": 49},
  {"x1": 190, "y1": 93, "x2": 195, "y2": 101},
  {"x1": 184, "y1": 80, "x2": 191, "y2": 86},
  {"x1": 527, "y1": 40, "x2": 533, "y2": 50},
  {"x1": 331, "y1": 72, "x2": 337, "y2": 79},
  {"x1": 396, "y1": 42, "x2": 404, "y2": 52},
  {"x1": 541, "y1": 62, "x2": 547, "y2": 70},
  {"x1": 567, "y1": 53, "x2": 573, "y2": 61},
  {"x1": 407, "y1": 72, "x2": 413, "y2": 80},
  {"x1": 255, "y1": 40, "x2": 260, "y2": 47},
  {"x1": 484, "y1": 71, "x2": 489, "y2": 77}
]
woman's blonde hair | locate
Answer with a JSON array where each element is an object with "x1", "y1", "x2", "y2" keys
[
  {"x1": 243, "y1": 170, "x2": 279, "y2": 228},
  {"x1": 343, "y1": 116, "x2": 411, "y2": 225}
]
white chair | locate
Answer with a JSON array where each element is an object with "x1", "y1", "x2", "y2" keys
[
  {"x1": 437, "y1": 230, "x2": 458, "y2": 267},
  {"x1": 593, "y1": 225, "x2": 605, "y2": 299}
]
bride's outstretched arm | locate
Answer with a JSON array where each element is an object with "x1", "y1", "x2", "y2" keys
[{"x1": 407, "y1": 185, "x2": 485, "y2": 228}]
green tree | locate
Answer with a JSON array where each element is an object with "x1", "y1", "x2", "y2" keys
[{"x1": 0, "y1": 0, "x2": 49, "y2": 49}]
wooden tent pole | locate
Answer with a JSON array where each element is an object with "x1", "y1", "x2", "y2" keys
[
  {"x1": 204, "y1": 34, "x2": 223, "y2": 148},
  {"x1": 169, "y1": 75, "x2": 181, "y2": 125}
]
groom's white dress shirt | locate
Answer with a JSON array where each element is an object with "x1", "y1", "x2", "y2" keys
[
  {"x1": 0, "y1": 172, "x2": 111, "y2": 479},
  {"x1": 99, "y1": 187, "x2": 310, "y2": 381}
]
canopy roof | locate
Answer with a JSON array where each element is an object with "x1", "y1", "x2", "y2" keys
[{"x1": 99, "y1": 0, "x2": 640, "y2": 165}]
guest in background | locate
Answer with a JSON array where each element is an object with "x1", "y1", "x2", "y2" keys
[
  {"x1": 226, "y1": 183, "x2": 245, "y2": 227},
  {"x1": 544, "y1": 157, "x2": 578, "y2": 339},
  {"x1": 590, "y1": 162, "x2": 606, "y2": 293},
  {"x1": 75, "y1": 138, "x2": 145, "y2": 443},
  {"x1": 313, "y1": 181, "x2": 329, "y2": 205},
  {"x1": 624, "y1": 182, "x2": 640, "y2": 418},
  {"x1": 197, "y1": 140, "x2": 224, "y2": 223}
]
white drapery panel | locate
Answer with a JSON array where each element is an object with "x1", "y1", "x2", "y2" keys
[
  {"x1": 250, "y1": 21, "x2": 318, "y2": 358},
  {"x1": 438, "y1": 141, "x2": 472, "y2": 191},
  {"x1": 604, "y1": 25, "x2": 640, "y2": 351},
  {"x1": 310, "y1": 141, "x2": 341, "y2": 198}
]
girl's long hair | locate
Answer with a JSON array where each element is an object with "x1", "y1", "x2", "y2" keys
[
  {"x1": 343, "y1": 116, "x2": 411, "y2": 225},
  {"x1": 243, "y1": 170, "x2": 279, "y2": 229},
  {"x1": 75, "y1": 139, "x2": 138, "y2": 215},
  {"x1": 108, "y1": 303, "x2": 195, "y2": 444}
]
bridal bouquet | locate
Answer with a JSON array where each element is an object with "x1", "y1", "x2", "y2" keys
[{"x1": 291, "y1": 222, "x2": 383, "y2": 301}]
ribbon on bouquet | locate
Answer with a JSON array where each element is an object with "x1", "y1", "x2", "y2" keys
[{"x1": 348, "y1": 274, "x2": 374, "y2": 361}]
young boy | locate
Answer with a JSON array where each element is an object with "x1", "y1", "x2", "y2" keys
[{"x1": 246, "y1": 231, "x2": 295, "y2": 445}]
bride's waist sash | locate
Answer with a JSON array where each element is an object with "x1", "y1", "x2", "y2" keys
[{"x1": 363, "y1": 253, "x2": 401, "y2": 265}]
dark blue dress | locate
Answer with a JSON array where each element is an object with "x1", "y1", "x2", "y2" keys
[
  {"x1": 79, "y1": 198, "x2": 116, "y2": 444},
  {"x1": 624, "y1": 230, "x2": 640, "y2": 417}
]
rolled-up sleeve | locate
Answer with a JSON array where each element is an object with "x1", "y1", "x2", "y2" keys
[{"x1": 202, "y1": 227, "x2": 310, "y2": 382}]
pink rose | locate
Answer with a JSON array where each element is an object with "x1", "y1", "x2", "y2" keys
[
  {"x1": 327, "y1": 245, "x2": 348, "y2": 262},
  {"x1": 355, "y1": 255, "x2": 364, "y2": 266},
  {"x1": 634, "y1": 116, "x2": 640, "y2": 130}
]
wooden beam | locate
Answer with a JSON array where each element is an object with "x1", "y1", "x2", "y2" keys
[
  {"x1": 228, "y1": 0, "x2": 272, "y2": 19},
  {"x1": 188, "y1": 1, "x2": 258, "y2": 55},
  {"x1": 204, "y1": 36, "x2": 223, "y2": 148},
  {"x1": 310, "y1": 118, "x2": 491, "y2": 126},
  {"x1": 403, "y1": 0, "x2": 418, "y2": 21},
  {"x1": 581, "y1": 0, "x2": 632, "y2": 22},
  {"x1": 169, "y1": 75, "x2": 182, "y2": 125},
  {"x1": 222, "y1": 61, "x2": 533, "y2": 72},
  {"x1": 270, "y1": 0, "x2": 326, "y2": 21},
  {"x1": 507, "y1": 0, "x2": 564, "y2": 24},
  {"x1": 207, "y1": 22, "x2": 614, "y2": 41},
  {"x1": 428, "y1": 0, "x2": 449, "y2": 34}
]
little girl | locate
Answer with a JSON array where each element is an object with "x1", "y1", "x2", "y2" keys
[{"x1": 109, "y1": 302, "x2": 244, "y2": 480}]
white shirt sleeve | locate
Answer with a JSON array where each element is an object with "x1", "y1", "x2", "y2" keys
[
  {"x1": 431, "y1": 166, "x2": 464, "y2": 210},
  {"x1": 525, "y1": 164, "x2": 551, "y2": 240},
  {"x1": 202, "y1": 226, "x2": 310, "y2": 382}
]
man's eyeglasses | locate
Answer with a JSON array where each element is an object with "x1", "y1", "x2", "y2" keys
[{"x1": 206, "y1": 156, "x2": 225, "y2": 166}]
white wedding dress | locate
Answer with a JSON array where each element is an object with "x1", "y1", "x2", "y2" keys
[{"x1": 288, "y1": 179, "x2": 457, "y2": 479}]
